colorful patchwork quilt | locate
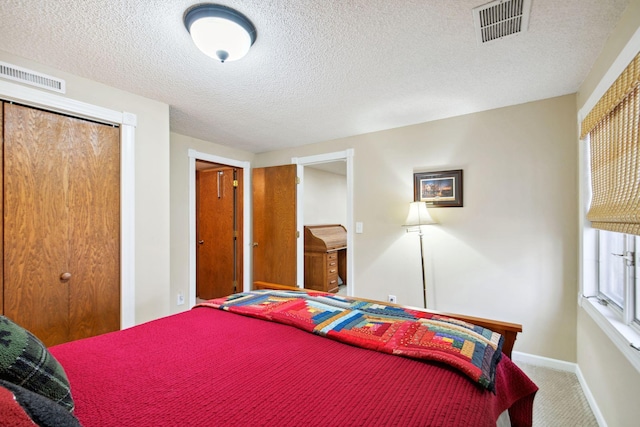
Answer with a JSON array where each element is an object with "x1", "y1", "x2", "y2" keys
[{"x1": 196, "y1": 290, "x2": 504, "y2": 391}]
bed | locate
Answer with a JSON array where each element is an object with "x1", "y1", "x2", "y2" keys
[{"x1": 2, "y1": 282, "x2": 537, "y2": 427}]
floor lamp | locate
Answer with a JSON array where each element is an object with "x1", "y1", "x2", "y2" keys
[{"x1": 403, "y1": 202, "x2": 436, "y2": 308}]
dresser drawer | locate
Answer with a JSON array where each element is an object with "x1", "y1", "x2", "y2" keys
[
  {"x1": 326, "y1": 271, "x2": 339, "y2": 293},
  {"x1": 304, "y1": 247, "x2": 344, "y2": 294}
]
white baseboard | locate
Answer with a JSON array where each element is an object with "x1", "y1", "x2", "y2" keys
[
  {"x1": 511, "y1": 352, "x2": 607, "y2": 427},
  {"x1": 575, "y1": 365, "x2": 607, "y2": 427},
  {"x1": 511, "y1": 351, "x2": 577, "y2": 372}
]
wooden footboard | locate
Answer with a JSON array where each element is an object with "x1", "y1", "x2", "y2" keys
[{"x1": 253, "y1": 281, "x2": 521, "y2": 358}]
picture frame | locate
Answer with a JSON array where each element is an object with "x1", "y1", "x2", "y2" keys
[{"x1": 413, "y1": 169, "x2": 463, "y2": 207}]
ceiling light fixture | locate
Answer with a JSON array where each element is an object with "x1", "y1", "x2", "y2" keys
[{"x1": 184, "y1": 4, "x2": 257, "y2": 63}]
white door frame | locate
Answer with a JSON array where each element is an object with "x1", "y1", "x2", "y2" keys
[
  {"x1": 187, "y1": 150, "x2": 251, "y2": 307},
  {"x1": 0, "y1": 80, "x2": 137, "y2": 329},
  {"x1": 292, "y1": 149, "x2": 355, "y2": 295}
]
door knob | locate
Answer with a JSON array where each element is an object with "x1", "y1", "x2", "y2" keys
[
  {"x1": 252, "y1": 242, "x2": 259, "y2": 247},
  {"x1": 198, "y1": 240, "x2": 204, "y2": 244},
  {"x1": 60, "y1": 272, "x2": 72, "y2": 282}
]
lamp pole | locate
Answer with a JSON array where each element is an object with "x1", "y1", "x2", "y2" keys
[
  {"x1": 418, "y1": 228, "x2": 427, "y2": 308},
  {"x1": 403, "y1": 201, "x2": 435, "y2": 310}
]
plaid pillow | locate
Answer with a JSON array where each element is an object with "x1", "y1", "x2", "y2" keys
[
  {"x1": 0, "y1": 379, "x2": 81, "y2": 427},
  {"x1": 0, "y1": 316, "x2": 74, "y2": 411}
]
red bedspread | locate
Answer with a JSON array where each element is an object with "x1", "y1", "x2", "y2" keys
[
  {"x1": 50, "y1": 308, "x2": 537, "y2": 427},
  {"x1": 200, "y1": 290, "x2": 505, "y2": 391}
]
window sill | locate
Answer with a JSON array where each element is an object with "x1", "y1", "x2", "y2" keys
[{"x1": 580, "y1": 296, "x2": 640, "y2": 373}]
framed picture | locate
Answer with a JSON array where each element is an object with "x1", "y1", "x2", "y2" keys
[{"x1": 413, "y1": 169, "x2": 463, "y2": 207}]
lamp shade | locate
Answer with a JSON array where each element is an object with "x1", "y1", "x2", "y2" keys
[
  {"x1": 403, "y1": 201, "x2": 436, "y2": 227},
  {"x1": 184, "y1": 4, "x2": 257, "y2": 63}
]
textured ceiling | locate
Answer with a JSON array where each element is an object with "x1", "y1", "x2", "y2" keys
[{"x1": 0, "y1": 0, "x2": 630, "y2": 153}]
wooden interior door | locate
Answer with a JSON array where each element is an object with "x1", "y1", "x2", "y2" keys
[
  {"x1": 197, "y1": 167, "x2": 238, "y2": 299},
  {"x1": 3, "y1": 103, "x2": 120, "y2": 346},
  {"x1": 67, "y1": 114, "x2": 120, "y2": 342},
  {"x1": 252, "y1": 165, "x2": 297, "y2": 287}
]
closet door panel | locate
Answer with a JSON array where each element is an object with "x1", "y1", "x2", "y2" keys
[
  {"x1": 3, "y1": 103, "x2": 70, "y2": 346},
  {"x1": 68, "y1": 118, "x2": 120, "y2": 341},
  {"x1": 0, "y1": 103, "x2": 3, "y2": 314}
]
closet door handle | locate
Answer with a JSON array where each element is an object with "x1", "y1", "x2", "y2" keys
[
  {"x1": 198, "y1": 240, "x2": 204, "y2": 244},
  {"x1": 60, "y1": 272, "x2": 72, "y2": 282}
]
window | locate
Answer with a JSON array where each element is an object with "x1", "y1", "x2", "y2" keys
[
  {"x1": 598, "y1": 230, "x2": 639, "y2": 330},
  {"x1": 579, "y1": 50, "x2": 640, "y2": 370}
]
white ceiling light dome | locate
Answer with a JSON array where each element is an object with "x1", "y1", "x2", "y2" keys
[{"x1": 184, "y1": 4, "x2": 257, "y2": 63}]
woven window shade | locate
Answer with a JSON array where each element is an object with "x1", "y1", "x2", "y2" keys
[{"x1": 581, "y1": 52, "x2": 640, "y2": 235}]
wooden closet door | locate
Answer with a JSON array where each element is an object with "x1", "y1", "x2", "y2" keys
[
  {"x1": 3, "y1": 103, "x2": 72, "y2": 345},
  {"x1": 67, "y1": 116, "x2": 120, "y2": 342},
  {"x1": 0, "y1": 103, "x2": 4, "y2": 314},
  {"x1": 3, "y1": 103, "x2": 120, "y2": 346}
]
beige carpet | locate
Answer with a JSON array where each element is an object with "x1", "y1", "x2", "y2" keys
[{"x1": 515, "y1": 362, "x2": 598, "y2": 426}]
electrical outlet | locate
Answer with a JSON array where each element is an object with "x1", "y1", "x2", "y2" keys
[
  {"x1": 177, "y1": 292, "x2": 185, "y2": 306},
  {"x1": 388, "y1": 295, "x2": 397, "y2": 303}
]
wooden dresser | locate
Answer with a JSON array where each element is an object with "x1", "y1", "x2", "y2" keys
[{"x1": 304, "y1": 225, "x2": 347, "y2": 293}]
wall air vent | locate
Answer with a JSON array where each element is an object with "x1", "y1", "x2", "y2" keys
[
  {"x1": 0, "y1": 61, "x2": 66, "y2": 94},
  {"x1": 473, "y1": 0, "x2": 532, "y2": 44}
]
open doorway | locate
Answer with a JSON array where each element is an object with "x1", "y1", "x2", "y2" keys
[
  {"x1": 293, "y1": 149, "x2": 355, "y2": 296},
  {"x1": 303, "y1": 162, "x2": 348, "y2": 295}
]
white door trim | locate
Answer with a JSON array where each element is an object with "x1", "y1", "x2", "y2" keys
[
  {"x1": 187, "y1": 150, "x2": 251, "y2": 307},
  {"x1": 292, "y1": 149, "x2": 355, "y2": 295},
  {"x1": 0, "y1": 79, "x2": 136, "y2": 329}
]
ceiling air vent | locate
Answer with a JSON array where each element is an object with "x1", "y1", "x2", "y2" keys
[
  {"x1": 473, "y1": 0, "x2": 532, "y2": 44},
  {"x1": 0, "y1": 61, "x2": 66, "y2": 94}
]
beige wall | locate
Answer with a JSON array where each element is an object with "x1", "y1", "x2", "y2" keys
[
  {"x1": 169, "y1": 132, "x2": 254, "y2": 313},
  {"x1": 256, "y1": 94, "x2": 579, "y2": 360},
  {"x1": 0, "y1": 50, "x2": 171, "y2": 325},
  {"x1": 577, "y1": 310, "x2": 640, "y2": 426},
  {"x1": 576, "y1": 0, "x2": 640, "y2": 425},
  {"x1": 303, "y1": 167, "x2": 347, "y2": 226}
]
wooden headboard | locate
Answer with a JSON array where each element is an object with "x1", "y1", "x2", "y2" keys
[{"x1": 253, "y1": 281, "x2": 521, "y2": 358}]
